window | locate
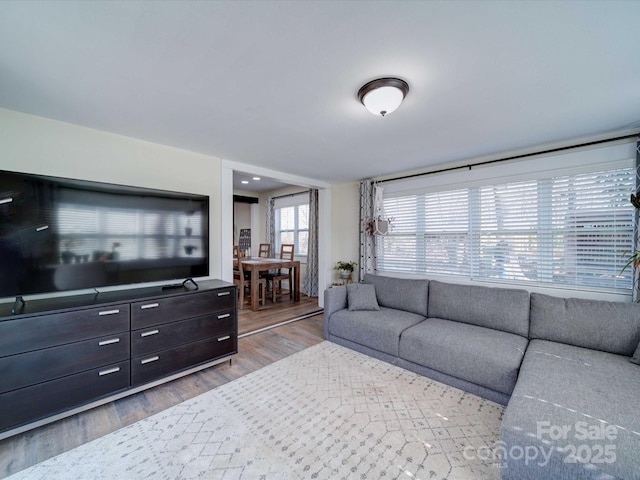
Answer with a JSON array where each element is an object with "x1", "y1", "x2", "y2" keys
[
  {"x1": 377, "y1": 144, "x2": 635, "y2": 294},
  {"x1": 274, "y1": 194, "x2": 309, "y2": 257}
]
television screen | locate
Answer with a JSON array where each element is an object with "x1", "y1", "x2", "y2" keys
[{"x1": 0, "y1": 169, "x2": 209, "y2": 299}]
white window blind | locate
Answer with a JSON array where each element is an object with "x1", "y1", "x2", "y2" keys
[
  {"x1": 378, "y1": 162, "x2": 635, "y2": 294},
  {"x1": 274, "y1": 193, "x2": 309, "y2": 257}
]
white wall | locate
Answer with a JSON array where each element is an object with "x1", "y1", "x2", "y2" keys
[
  {"x1": 0, "y1": 108, "x2": 223, "y2": 292},
  {"x1": 330, "y1": 182, "x2": 360, "y2": 283},
  {"x1": 233, "y1": 202, "x2": 252, "y2": 250}
]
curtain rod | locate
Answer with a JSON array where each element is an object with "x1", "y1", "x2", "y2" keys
[
  {"x1": 270, "y1": 190, "x2": 309, "y2": 200},
  {"x1": 375, "y1": 133, "x2": 639, "y2": 185}
]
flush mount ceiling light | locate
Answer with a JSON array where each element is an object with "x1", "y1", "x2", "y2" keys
[{"x1": 358, "y1": 77, "x2": 409, "y2": 117}]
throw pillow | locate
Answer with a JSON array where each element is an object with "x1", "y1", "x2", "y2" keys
[
  {"x1": 631, "y1": 341, "x2": 640, "y2": 365},
  {"x1": 347, "y1": 283, "x2": 380, "y2": 311}
]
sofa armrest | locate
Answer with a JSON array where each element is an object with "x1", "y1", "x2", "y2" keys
[{"x1": 323, "y1": 286, "x2": 348, "y2": 339}]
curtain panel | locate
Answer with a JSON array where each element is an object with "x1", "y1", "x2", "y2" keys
[
  {"x1": 634, "y1": 136, "x2": 640, "y2": 302},
  {"x1": 358, "y1": 180, "x2": 377, "y2": 281},
  {"x1": 303, "y1": 189, "x2": 319, "y2": 297},
  {"x1": 266, "y1": 196, "x2": 275, "y2": 252}
]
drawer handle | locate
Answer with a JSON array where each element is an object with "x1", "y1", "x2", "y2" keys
[
  {"x1": 217, "y1": 291, "x2": 231, "y2": 297},
  {"x1": 140, "y1": 329, "x2": 160, "y2": 337},
  {"x1": 99, "y1": 309, "x2": 120, "y2": 316},
  {"x1": 98, "y1": 338, "x2": 121, "y2": 346},
  {"x1": 217, "y1": 313, "x2": 231, "y2": 319},
  {"x1": 140, "y1": 303, "x2": 159, "y2": 310},
  {"x1": 141, "y1": 355, "x2": 159, "y2": 365},
  {"x1": 217, "y1": 335, "x2": 231, "y2": 342},
  {"x1": 99, "y1": 367, "x2": 121, "y2": 376}
]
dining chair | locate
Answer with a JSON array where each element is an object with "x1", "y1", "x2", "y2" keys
[
  {"x1": 258, "y1": 243, "x2": 273, "y2": 291},
  {"x1": 268, "y1": 244, "x2": 295, "y2": 303},
  {"x1": 258, "y1": 243, "x2": 272, "y2": 258},
  {"x1": 233, "y1": 246, "x2": 265, "y2": 309}
]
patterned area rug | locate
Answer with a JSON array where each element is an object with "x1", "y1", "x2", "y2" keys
[{"x1": 9, "y1": 342, "x2": 504, "y2": 480}]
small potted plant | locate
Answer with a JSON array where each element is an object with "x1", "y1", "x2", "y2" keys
[{"x1": 334, "y1": 260, "x2": 358, "y2": 280}]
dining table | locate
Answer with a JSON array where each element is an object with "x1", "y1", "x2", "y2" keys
[{"x1": 240, "y1": 257, "x2": 301, "y2": 311}]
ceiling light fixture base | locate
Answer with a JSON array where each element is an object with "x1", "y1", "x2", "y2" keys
[{"x1": 358, "y1": 77, "x2": 409, "y2": 117}]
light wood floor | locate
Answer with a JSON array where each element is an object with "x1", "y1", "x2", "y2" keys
[
  {"x1": 0, "y1": 313, "x2": 325, "y2": 479},
  {"x1": 238, "y1": 293, "x2": 321, "y2": 336}
]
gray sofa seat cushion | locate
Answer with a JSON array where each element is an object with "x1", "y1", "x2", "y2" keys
[
  {"x1": 328, "y1": 307, "x2": 426, "y2": 356},
  {"x1": 363, "y1": 273, "x2": 429, "y2": 316},
  {"x1": 530, "y1": 293, "x2": 640, "y2": 355},
  {"x1": 428, "y1": 280, "x2": 530, "y2": 337},
  {"x1": 632, "y1": 341, "x2": 640, "y2": 365},
  {"x1": 501, "y1": 339, "x2": 640, "y2": 479},
  {"x1": 399, "y1": 318, "x2": 528, "y2": 395}
]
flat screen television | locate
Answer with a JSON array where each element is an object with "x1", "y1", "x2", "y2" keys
[{"x1": 0, "y1": 169, "x2": 209, "y2": 300}]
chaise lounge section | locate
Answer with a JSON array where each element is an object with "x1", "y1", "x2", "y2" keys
[
  {"x1": 323, "y1": 274, "x2": 640, "y2": 479},
  {"x1": 501, "y1": 293, "x2": 640, "y2": 480}
]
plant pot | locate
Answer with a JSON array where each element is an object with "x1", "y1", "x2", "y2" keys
[
  {"x1": 339, "y1": 270, "x2": 352, "y2": 280},
  {"x1": 374, "y1": 219, "x2": 389, "y2": 235}
]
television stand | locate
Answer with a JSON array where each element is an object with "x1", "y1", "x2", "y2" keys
[
  {"x1": 11, "y1": 296, "x2": 25, "y2": 315},
  {"x1": 0, "y1": 279, "x2": 236, "y2": 440}
]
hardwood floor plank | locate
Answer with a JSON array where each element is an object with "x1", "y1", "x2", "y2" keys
[
  {"x1": 0, "y1": 314, "x2": 324, "y2": 479},
  {"x1": 238, "y1": 293, "x2": 321, "y2": 335}
]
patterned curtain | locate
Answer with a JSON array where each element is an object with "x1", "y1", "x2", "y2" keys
[
  {"x1": 303, "y1": 189, "x2": 319, "y2": 297},
  {"x1": 358, "y1": 180, "x2": 377, "y2": 281},
  {"x1": 266, "y1": 196, "x2": 275, "y2": 252},
  {"x1": 634, "y1": 137, "x2": 640, "y2": 302}
]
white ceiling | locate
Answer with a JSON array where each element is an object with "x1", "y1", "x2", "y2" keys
[
  {"x1": 232, "y1": 172, "x2": 289, "y2": 193},
  {"x1": 1, "y1": 1, "x2": 639, "y2": 184}
]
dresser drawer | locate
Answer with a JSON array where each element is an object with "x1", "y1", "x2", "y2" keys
[
  {"x1": 0, "y1": 333, "x2": 130, "y2": 394},
  {"x1": 0, "y1": 360, "x2": 130, "y2": 432},
  {"x1": 131, "y1": 334, "x2": 236, "y2": 386},
  {"x1": 131, "y1": 310, "x2": 235, "y2": 357},
  {"x1": 0, "y1": 305, "x2": 130, "y2": 358},
  {"x1": 131, "y1": 288, "x2": 235, "y2": 329}
]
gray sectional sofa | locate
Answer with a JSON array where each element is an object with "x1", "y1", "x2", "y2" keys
[{"x1": 324, "y1": 274, "x2": 640, "y2": 480}]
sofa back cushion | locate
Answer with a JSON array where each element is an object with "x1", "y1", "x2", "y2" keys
[
  {"x1": 428, "y1": 280, "x2": 530, "y2": 337},
  {"x1": 363, "y1": 274, "x2": 429, "y2": 316},
  {"x1": 529, "y1": 293, "x2": 640, "y2": 355}
]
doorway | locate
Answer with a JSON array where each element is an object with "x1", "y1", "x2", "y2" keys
[{"x1": 225, "y1": 164, "x2": 329, "y2": 336}]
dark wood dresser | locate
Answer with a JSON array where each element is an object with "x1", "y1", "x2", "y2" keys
[{"x1": 0, "y1": 279, "x2": 237, "y2": 439}]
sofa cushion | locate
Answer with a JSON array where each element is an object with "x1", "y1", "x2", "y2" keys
[
  {"x1": 631, "y1": 341, "x2": 640, "y2": 365},
  {"x1": 347, "y1": 283, "x2": 380, "y2": 311},
  {"x1": 427, "y1": 280, "x2": 530, "y2": 337},
  {"x1": 501, "y1": 339, "x2": 640, "y2": 479},
  {"x1": 530, "y1": 293, "x2": 640, "y2": 355},
  {"x1": 363, "y1": 274, "x2": 429, "y2": 316},
  {"x1": 328, "y1": 307, "x2": 425, "y2": 356},
  {"x1": 399, "y1": 318, "x2": 528, "y2": 395}
]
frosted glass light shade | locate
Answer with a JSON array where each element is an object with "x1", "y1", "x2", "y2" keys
[
  {"x1": 362, "y1": 87, "x2": 404, "y2": 116},
  {"x1": 358, "y1": 77, "x2": 409, "y2": 117}
]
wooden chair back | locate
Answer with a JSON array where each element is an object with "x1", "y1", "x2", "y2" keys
[
  {"x1": 258, "y1": 243, "x2": 272, "y2": 258},
  {"x1": 233, "y1": 246, "x2": 245, "y2": 274},
  {"x1": 280, "y1": 244, "x2": 295, "y2": 261},
  {"x1": 233, "y1": 245, "x2": 264, "y2": 308},
  {"x1": 270, "y1": 244, "x2": 295, "y2": 303}
]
